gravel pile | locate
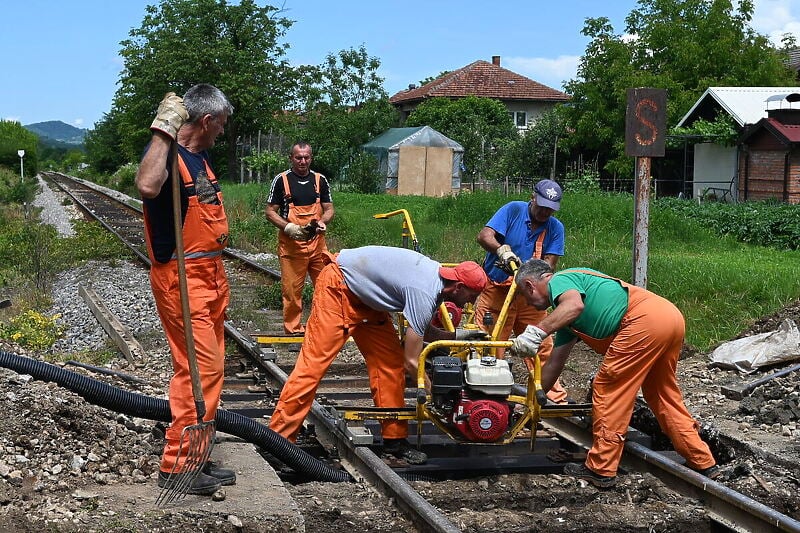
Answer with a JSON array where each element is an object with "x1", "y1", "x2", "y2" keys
[
  {"x1": 739, "y1": 375, "x2": 800, "y2": 436},
  {"x1": 48, "y1": 260, "x2": 160, "y2": 356}
]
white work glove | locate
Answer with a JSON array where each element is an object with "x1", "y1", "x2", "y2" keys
[
  {"x1": 496, "y1": 244, "x2": 520, "y2": 275},
  {"x1": 150, "y1": 92, "x2": 189, "y2": 140},
  {"x1": 510, "y1": 325, "x2": 548, "y2": 356},
  {"x1": 455, "y1": 328, "x2": 490, "y2": 341},
  {"x1": 283, "y1": 222, "x2": 309, "y2": 240}
]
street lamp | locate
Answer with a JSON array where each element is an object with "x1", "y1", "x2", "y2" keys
[{"x1": 17, "y1": 149, "x2": 25, "y2": 179}]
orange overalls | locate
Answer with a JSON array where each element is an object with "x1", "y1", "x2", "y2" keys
[
  {"x1": 277, "y1": 171, "x2": 329, "y2": 334},
  {"x1": 565, "y1": 272, "x2": 716, "y2": 477},
  {"x1": 475, "y1": 231, "x2": 567, "y2": 403},
  {"x1": 144, "y1": 155, "x2": 230, "y2": 473},
  {"x1": 269, "y1": 254, "x2": 408, "y2": 442}
]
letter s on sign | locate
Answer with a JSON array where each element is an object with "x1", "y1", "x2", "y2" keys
[
  {"x1": 634, "y1": 99, "x2": 658, "y2": 146},
  {"x1": 625, "y1": 88, "x2": 666, "y2": 157}
]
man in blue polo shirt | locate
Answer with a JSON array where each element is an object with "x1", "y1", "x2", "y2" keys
[{"x1": 475, "y1": 179, "x2": 568, "y2": 403}]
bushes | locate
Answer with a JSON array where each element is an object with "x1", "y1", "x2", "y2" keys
[
  {"x1": 657, "y1": 197, "x2": 800, "y2": 250},
  {"x1": 0, "y1": 166, "x2": 38, "y2": 205},
  {"x1": 0, "y1": 309, "x2": 64, "y2": 350}
]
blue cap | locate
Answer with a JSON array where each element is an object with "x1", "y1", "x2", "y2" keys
[{"x1": 534, "y1": 179, "x2": 562, "y2": 211}]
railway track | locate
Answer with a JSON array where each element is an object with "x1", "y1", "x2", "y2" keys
[{"x1": 40, "y1": 172, "x2": 800, "y2": 532}]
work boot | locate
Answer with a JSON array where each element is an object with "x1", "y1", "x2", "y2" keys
[
  {"x1": 383, "y1": 438, "x2": 427, "y2": 465},
  {"x1": 693, "y1": 464, "x2": 722, "y2": 480},
  {"x1": 203, "y1": 461, "x2": 237, "y2": 486},
  {"x1": 157, "y1": 470, "x2": 221, "y2": 495},
  {"x1": 563, "y1": 462, "x2": 617, "y2": 488}
]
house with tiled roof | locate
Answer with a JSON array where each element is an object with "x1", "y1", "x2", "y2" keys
[{"x1": 389, "y1": 56, "x2": 570, "y2": 131}]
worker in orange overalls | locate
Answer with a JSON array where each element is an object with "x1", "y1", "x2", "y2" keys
[
  {"x1": 137, "y1": 84, "x2": 236, "y2": 496},
  {"x1": 266, "y1": 143, "x2": 334, "y2": 338},
  {"x1": 512, "y1": 260, "x2": 720, "y2": 488},
  {"x1": 269, "y1": 246, "x2": 489, "y2": 464},
  {"x1": 476, "y1": 179, "x2": 568, "y2": 403}
]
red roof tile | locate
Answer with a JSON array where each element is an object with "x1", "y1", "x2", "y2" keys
[
  {"x1": 389, "y1": 60, "x2": 570, "y2": 104},
  {"x1": 766, "y1": 117, "x2": 800, "y2": 143}
]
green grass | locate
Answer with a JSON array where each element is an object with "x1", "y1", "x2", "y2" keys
[{"x1": 223, "y1": 186, "x2": 800, "y2": 352}]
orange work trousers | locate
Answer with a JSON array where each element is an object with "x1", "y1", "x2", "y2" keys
[
  {"x1": 269, "y1": 259, "x2": 408, "y2": 442},
  {"x1": 278, "y1": 234, "x2": 327, "y2": 334},
  {"x1": 580, "y1": 285, "x2": 716, "y2": 477},
  {"x1": 150, "y1": 256, "x2": 229, "y2": 473},
  {"x1": 475, "y1": 281, "x2": 567, "y2": 403}
]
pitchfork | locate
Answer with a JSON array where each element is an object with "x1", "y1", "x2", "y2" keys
[{"x1": 156, "y1": 141, "x2": 216, "y2": 506}]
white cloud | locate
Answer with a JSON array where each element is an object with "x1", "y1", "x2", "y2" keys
[
  {"x1": 73, "y1": 118, "x2": 84, "y2": 127},
  {"x1": 752, "y1": 0, "x2": 800, "y2": 45},
  {"x1": 504, "y1": 55, "x2": 580, "y2": 90},
  {"x1": 3, "y1": 116, "x2": 22, "y2": 123}
]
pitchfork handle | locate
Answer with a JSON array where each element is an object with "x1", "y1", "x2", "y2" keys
[{"x1": 170, "y1": 141, "x2": 207, "y2": 422}]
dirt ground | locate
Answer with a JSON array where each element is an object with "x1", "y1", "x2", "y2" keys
[{"x1": 1, "y1": 282, "x2": 799, "y2": 531}]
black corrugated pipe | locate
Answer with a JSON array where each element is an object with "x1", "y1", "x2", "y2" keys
[{"x1": 0, "y1": 351, "x2": 351, "y2": 483}]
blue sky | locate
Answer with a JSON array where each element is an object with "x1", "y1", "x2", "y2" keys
[{"x1": 1, "y1": 0, "x2": 798, "y2": 129}]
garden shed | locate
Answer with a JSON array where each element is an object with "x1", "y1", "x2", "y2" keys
[{"x1": 362, "y1": 126, "x2": 464, "y2": 197}]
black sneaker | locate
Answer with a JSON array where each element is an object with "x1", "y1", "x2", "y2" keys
[
  {"x1": 157, "y1": 470, "x2": 221, "y2": 495},
  {"x1": 383, "y1": 438, "x2": 428, "y2": 465},
  {"x1": 563, "y1": 462, "x2": 617, "y2": 488},
  {"x1": 693, "y1": 464, "x2": 722, "y2": 480},
  {"x1": 203, "y1": 461, "x2": 236, "y2": 485}
]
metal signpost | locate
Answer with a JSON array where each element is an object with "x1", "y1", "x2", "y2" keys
[
  {"x1": 17, "y1": 149, "x2": 25, "y2": 179},
  {"x1": 625, "y1": 88, "x2": 666, "y2": 288}
]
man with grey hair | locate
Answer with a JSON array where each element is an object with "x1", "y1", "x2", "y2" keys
[
  {"x1": 136, "y1": 84, "x2": 237, "y2": 496},
  {"x1": 511, "y1": 259, "x2": 719, "y2": 488}
]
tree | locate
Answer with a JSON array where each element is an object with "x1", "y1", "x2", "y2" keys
[
  {"x1": 114, "y1": 0, "x2": 294, "y2": 179},
  {"x1": 418, "y1": 71, "x2": 452, "y2": 87},
  {"x1": 0, "y1": 120, "x2": 38, "y2": 177},
  {"x1": 563, "y1": 0, "x2": 796, "y2": 177},
  {"x1": 84, "y1": 110, "x2": 127, "y2": 175},
  {"x1": 308, "y1": 45, "x2": 387, "y2": 108},
  {"x1": 286, "y1": 45, "x2": 397, "y2": 180},
  {"x1": 492, "y1": 108, "x2": 569, "y2": 181},
  {"x1": 405, "y1": 96, "x2": 516, "y2": 183}
]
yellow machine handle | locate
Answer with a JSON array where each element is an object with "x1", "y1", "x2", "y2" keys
[{"x1": 373, "y1": 209, "x2": 420, "y2": 252}]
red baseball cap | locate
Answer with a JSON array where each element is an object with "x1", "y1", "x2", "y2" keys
[{"x1": 439, "y1": 261, "x2": 488, "y2": 292}]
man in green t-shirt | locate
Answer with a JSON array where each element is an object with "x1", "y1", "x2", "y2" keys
[{"x1": 510, "y1": 259, "x2": 719, "y2": 488}]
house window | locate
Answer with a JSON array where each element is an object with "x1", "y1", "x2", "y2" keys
[{"x1": 509, "y1": 111, "x2": 527, "y2": 128}]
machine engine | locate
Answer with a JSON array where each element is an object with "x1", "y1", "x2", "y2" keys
[{"x1": 427, "y1": 355, "x2": 515, "y2": 442}]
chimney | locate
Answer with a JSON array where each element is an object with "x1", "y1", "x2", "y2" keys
[
  {"x1": 766, "y1": 92, "x2": 800, "y2": 124},
  {"x1": 492, "y1": 55, "x2": 501, "y2": 66},
  {"x1": 767, "y1": 107, "x2": 800, "y2": 125}
]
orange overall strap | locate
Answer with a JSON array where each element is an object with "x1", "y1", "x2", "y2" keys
[{"x1": 532, "y1": 229, "x2": 546, "y2": 259}]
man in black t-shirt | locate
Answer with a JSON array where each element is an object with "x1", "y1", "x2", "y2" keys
[{"x1": 265, "y1": 143, "x2": 334, "y2": 335}]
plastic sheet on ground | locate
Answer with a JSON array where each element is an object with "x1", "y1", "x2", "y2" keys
[{"x1": 708, "y1": 318, "x2": 800, "y2": 373}]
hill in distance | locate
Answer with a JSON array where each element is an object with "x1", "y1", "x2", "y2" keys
[{"x1": 24, "y1": 121, "x2": 87, "y2": 146}]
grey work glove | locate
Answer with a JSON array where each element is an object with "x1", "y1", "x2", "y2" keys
[
  {"x1": 510, "y1": 325, "x2": 548, "y2": 356},
  {"x1": 455, "y1": 328, "x2": 490, "y2": 341},
  {"x1": 150, "y1": 92, "x2": 189, "y2": 140},
  {"x1": 283, "y1": 222, "x2": 309, "y2": 240},
  {"x1": 496, "y1": 244, "x2": 520, "y2": 275}
]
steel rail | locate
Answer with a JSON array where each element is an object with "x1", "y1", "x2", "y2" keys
[
  {"x1": 224, "y1": 325, "x2": 461, "y2": 533},
  {"x1": 545, "y1": 417, "x2": 800, "y2": 533},
  {"x1": 46, "y1": 173, "x2": 281, "y2": 279}
]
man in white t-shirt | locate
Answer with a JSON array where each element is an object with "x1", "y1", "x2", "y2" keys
[{"x1": 269, "y1": 246, "x2": 488, "y2": 464}]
